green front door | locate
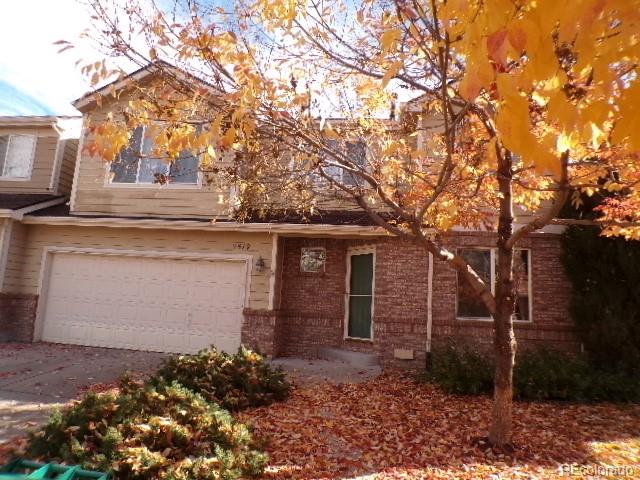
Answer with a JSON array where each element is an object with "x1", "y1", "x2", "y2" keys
[{"x1": 347, "y1": 253, "x2": 374, "y2": 339}]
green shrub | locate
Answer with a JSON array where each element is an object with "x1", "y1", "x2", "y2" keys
[
  {"x1": 515, "y1": 348, "x2": 640, "y2": 402},
  {"x1": 26, "y1": 377, "x2": 267, "y2": 480},
  {"x1": 561, "y1": 226, "x2": 640, "y2": 376},
  {"x1": 424, "y1": 342, "x2": 494, "y2": 395},
  {"x1": 154, "y1": 346, "x2": 290, "y2": 411},
  {"x1": 585, "y1": 371, "x2": 640, "y2": 402},
  {"x1": 514, "y1": 349, "x2": 592, "y2": 401},
  {"x1": 423, "y1": 344, "x2": 640, "y2": 402}
]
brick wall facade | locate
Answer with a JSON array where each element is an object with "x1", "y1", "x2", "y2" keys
[
  {"x1": 431, "y1": 232, "x2": 580, "y2": 354},
  {"x1": 277, "y1": 237, "x2": 432, "y2": 366},
  {"x1": 0, "y1": 293, "x2": 38, "y2": 342},
  {"x1": 275, "y1": 233, "x2": 579, "y2": 367},
  {"x1": 241, "y1": 308, "x2": 280, "y2": 357},
  {"x1": 0, "y1": 231, "x2": 578, "y2": 367},
  {"x1": 278, "y1": 238, "x2": 347, "y2": 357}
]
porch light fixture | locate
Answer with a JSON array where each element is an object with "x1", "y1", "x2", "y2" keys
[{"x1": 255, "y1": 256, "x2": 266, "y2": 272}]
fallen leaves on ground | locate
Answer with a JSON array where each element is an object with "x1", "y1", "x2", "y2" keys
[
  {"x1": 3, "y1": 370, "x2": 639, "y2": 478},
  {"x1": 238, "y1": 373, "x2": 640, "y2": 479},
  {"x1": 0, "y1": 436, "x2": 27, "y2": 463},
  {"x1": 76, "y1": 381, "x2": 120, "y2": 396}
]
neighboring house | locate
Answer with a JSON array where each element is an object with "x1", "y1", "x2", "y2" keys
[
  {"x1": 0, "y1": 65, "x2": 579, "y2": 366},
  {"x1": 0, "y1": 116, "x2": 80, "y2": 341}
]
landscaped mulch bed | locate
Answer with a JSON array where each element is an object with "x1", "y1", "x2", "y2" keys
[{"x1": 238, "y1": 373, "x2": 640, "y2": 479}]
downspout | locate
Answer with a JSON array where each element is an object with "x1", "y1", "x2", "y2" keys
[
  {"x1": 426, "y1": 252, "x2": 434, "y2": 368},
  {"x1": 0, "y1": 220, "x2": 13, "y2": 293},
  {"x1": 268, "y1": 233, "x2": 279, "y2": 310}
]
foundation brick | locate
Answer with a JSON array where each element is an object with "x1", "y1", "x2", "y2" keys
[{"x1": 0, "y1": 293, "x2": 38, "y2": 342}]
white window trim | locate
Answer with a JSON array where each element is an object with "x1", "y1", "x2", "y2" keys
[
  {"x1": 104, "y1": 125, "x2": 203, "y2": 189},
  {"x1": 300, "y1": 247, "x2": 326, "y2": 273},
  {"x1": 456, "y1": 247, "x2": 533, "y2": 323},
  {"x1": 0, "y1": 134, "x2": 37, "y2": 181},
  {"x1": 344, "y1": 246, "x2": 376, "y2": 341}
]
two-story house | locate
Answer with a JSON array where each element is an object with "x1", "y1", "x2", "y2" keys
[
  {"x1": 0, "y1": 64, "x2": 579, "y2": 366},
  {"x1": 0, "y1": 115, "x2": 80, "y2": 341}
]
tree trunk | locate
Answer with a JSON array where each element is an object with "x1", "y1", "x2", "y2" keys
[
  {"x1": 490, "y1": 150, "x2": 518, "y2": 448},
  {"x1": 489, "y1": 305, "x2": 517, "y2": 447}
]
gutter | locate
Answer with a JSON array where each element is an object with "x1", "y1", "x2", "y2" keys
[
  {"x1": 21, "y1": 214, "x2": 389, "y2": 236},
  {"x1": 426, "y1": 252, "x2": 433, "y2": 359},
  {"x1": 0, "y1": 116, "x2": 60, "y2": 128},
  {"x1": 0, "y1": 219, "x2": 12, "y2": 292}
]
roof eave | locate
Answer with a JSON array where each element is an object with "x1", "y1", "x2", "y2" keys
[
  {"x1": 72, "y1": 61, "x2": 222, "y2": 112},
  {"x1": 21, "y1": 214, "x2": 390, "y2": 236}
]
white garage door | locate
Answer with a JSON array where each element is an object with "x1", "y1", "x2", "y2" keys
[{"x1": 40, "y1": 252, "x2": 248, "y2": 353}]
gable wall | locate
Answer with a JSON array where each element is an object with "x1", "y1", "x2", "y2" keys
[{"x1": 71, "y1": 87, "x2": 234, "y2": 218}]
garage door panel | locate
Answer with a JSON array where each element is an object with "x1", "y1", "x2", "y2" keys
[
  {"x1": 41, "y1": 252, "x2": 246, "y2": 353},
  {"x1": 170, "y1": 284, "x2": 190, "y2": 301},
  {"x1": 213, "y1": 335, "x2": 241, "y2": 354},
  {"x1": 138, "y1": 305, "x2": 164, "y2": 325},
  {"x1": 114, "y1": 304, "x2": 137, "y2": 323},
  {"x1": 166, "y1": 307, "x2": 189, "y2": 324}
]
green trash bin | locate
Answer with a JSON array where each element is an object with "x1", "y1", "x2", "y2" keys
[{"x1": 0, "y1": 459, "x2": 110, "y2": 479}]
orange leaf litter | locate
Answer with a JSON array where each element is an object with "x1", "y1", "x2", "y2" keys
[
  {"x1": 238, "y1": 373, "x2": 640, "y2": 479},
  {"x1": 1, "y1": 373, "x2": 638, "y2": 479}
]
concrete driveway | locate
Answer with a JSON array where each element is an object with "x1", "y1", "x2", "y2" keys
[
  {"x1": 0, "y1": 343, "x2": 166, "y2": 443},
  {"x1": 0, "y1": 343, "x2": 381, "y2": 445}
]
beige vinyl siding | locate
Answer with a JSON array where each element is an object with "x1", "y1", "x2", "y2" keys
[
  {"x1": 2, "y1": 220, "x2": 28, "y2": 292},
  {"x1": 56, "y1": 139, "x2": 79, "y2": 195},
  {"x1": 0, "y1": 127, "x2": 60, "y2": 194},
  {"x1": 10, "y1": 225, "x2": 273, "y2": 309},
  {"x1": 73, "y1": 187, "x2": 231, "y2": 217},
  {"x1": 73, "y1": 91, "x2": 233, "y2": 218}
]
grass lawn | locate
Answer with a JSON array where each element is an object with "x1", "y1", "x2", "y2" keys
[{"x1": 238, "y1": 373, "x2": 640, "y2": 479}]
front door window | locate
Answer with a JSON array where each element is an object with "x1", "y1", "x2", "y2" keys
[{"x1": 347, "y1": 252, "x2": 374, "y2": 339}]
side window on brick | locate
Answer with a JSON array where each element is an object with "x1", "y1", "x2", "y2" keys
[
  {"x1": 456, "y1": 247, "x2": 532, "y2": 322},
  {"x1": 457, "y1": 248, "x2": 492, "y2": 319},
  {"x1": 513, "y1": 249, "x2": 531, "y2": 321}
]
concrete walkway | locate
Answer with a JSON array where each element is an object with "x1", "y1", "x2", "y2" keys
[
  {"x1": 270, "y1": 358, "x2": 381, "y2": 386},
  {"x1": 0, "y1": 343, "x2": 165, "y2": 443}
]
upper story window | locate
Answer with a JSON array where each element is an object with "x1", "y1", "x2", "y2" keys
[
  {"x1": 110, "y1": 126, "x2": 199, "y2": 185},
  {"x1": 456, "y1": 247, "x2": 531, "y2": 321},
  {"x1": 0, "y1": 134, "x2": 37, "y2": 179},
  {"x1": 324, "y1": 140, "x2": 367, "y2": 186}
]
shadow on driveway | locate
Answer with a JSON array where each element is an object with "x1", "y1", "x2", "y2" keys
[{"x1": 0, "y1": 342, "x2": 166, "y2": 443}]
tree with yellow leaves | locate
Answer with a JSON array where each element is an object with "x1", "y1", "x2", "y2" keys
[{"x1": 73, "y1": 0, "x2": 640, "y2": 447}]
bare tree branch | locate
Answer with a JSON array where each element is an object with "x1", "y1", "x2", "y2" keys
[{"x1": 506, "y1": 152, "x2": 570, "y2": 249}]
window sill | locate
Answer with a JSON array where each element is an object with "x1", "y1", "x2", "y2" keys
[
  {"x1": 456, "y1": 317, "x2": 533, "y2": 324},
  {"x1": 344, "y1": 336, "x2": 374, "y2": 342},
  {"x1": 106, "y1": 183, "x2": 202, "y2": 190},
  {"x1": 0, "y1": 176, "x2": 31, "y2": 181}
]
